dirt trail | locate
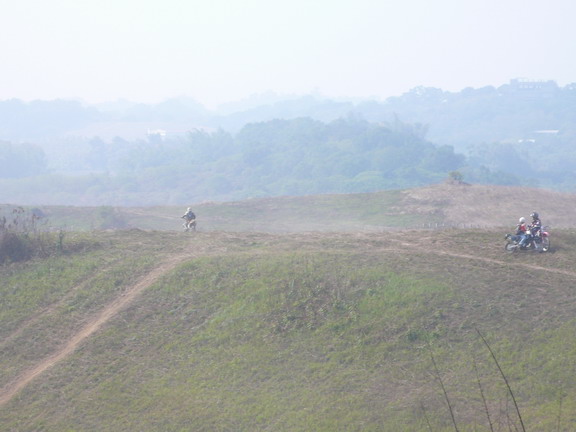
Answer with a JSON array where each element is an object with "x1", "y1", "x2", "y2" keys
[
  {"x1": 0, "y1": 260, "x2": 125, "y2": 351},
  {"x1": 386, "y1": 237, "x2": 576, "y2": 278},
  {"x1": 0, "y1": 251, "x2": 192, "y2": 407},
  {"x1": 123, "y1": 209, "x2": 177, "y2": 221}
]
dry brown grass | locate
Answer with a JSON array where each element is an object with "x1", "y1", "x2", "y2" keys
[
  {"x1": 403, "y1": 183, "x2": 576, "y2": 228},
  {"x1": 112, "y1": 183, "x2": 576, "y2": 234}
]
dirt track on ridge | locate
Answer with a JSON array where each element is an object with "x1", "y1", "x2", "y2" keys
[
  {"x1": 386, "y1": 237, "x2": 576, "y2": 278},
  {"x1": 1, "y1": 230, "x2": 575, "y2": 408}
]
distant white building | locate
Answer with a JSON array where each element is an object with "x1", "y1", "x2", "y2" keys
[
  {"x1": 147, "y1": 128, "x2": 167, "y2": 142},
  {"x1": 509, "y1": 78, "x2": 558, "y2": 97},
  {"x1": 534, "y1": 130, "x2": 559, "y2": 135},
  {"x1": 518, "y1": 129, "x2": 560, "y2": 144}
]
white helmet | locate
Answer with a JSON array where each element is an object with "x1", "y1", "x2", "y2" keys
[{"x1": 519, "y1": 217, "x2": 526, "y2": 223}]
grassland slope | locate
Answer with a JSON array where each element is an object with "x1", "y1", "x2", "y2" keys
[{"x1": 1, "y1": 227, "x2": 576, "y2": 430}]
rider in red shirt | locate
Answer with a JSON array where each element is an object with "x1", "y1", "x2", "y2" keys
[{"x1": 516, "y1": 217, "x2": 529, "y2": 247}]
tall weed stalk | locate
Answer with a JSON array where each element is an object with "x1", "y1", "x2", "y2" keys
[
  {"x1": 476, "y1": 328, "x2": 526, "y2": 432},
  {"x1": 428, "y1": 343, "x2": 460, "y2": 432}
]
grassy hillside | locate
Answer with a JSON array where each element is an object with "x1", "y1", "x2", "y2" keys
[
  {"x1": 32, "y1": 183, "x2": 576, "y2": 232},
  {"x1": 2, "y1": 225, "x2": 576, "y2": 430}
]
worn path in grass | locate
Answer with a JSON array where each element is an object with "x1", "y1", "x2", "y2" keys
[
  {"x1": 1, "y1": 230, "x2": 574, "y2": 407},
  {"x1": 0, "y1": 259, "x2": 126, "y2": 351},
  {"x1": 386, "y1": 236, "x2": 576, "y2": 278},
  {"x1": 0, "y1": 250, "x2": 194, "y2": 407}
]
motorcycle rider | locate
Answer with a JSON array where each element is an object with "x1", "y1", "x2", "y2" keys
[
  {"x1": 529, "y1": 212, "x2": 542, "y2": 237},
  {"x1": 181, "y1": 207, "x2": 196, "y2": 230},
  {"x1": 515, "y1": 216, "x2": 530, "y2": 247},
  {"x1": 528, "y1": 212, "x2": 543, "y2": 249}
]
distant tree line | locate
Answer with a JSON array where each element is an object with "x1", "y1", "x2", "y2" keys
[
  {"x1": 0, "y1": 117, "x2": 474, "y2": 205},
  {"x1": 143, "y1": 116, "x2": 467, "y2": 197},
  {"x1": 2, "y1": 79, "x2": 576, "y2": 204},
  {"x1": 2, "y1": 80, "x2": 575, "y2": 146}
]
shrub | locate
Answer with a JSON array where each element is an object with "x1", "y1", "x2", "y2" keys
[
  {"x1": 0, "y1": 231, "x2": 30, "y2": 263},
  {"x1": 0, "y1": 206, "x2": 50, "y2": 264}
]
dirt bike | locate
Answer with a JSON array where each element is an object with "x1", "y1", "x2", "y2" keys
[
  {"x1": 181, "y1": 217, "x2": 196, "y2": 232},
  {"x1": 504, "y1": 226, "x2": 550, "y2": 253}
]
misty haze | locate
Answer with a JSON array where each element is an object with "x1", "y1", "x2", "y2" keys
[
  {"x1": 0, "y1": 79, "x2": 574, "y2": 206},
  {"x1": 2, "y1": 1, "x2": 576, "y2": 430}
]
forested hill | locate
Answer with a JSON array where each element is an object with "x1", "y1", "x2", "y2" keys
[
  {"x1": 0, "y1": 118, "x2": 469, "y2": 206},
  {"x1": 1, "y1": 79, "x2": 576, "y2": 205},
  {"x1": 2, "y1": 79, "x2": 574, "y2": 147}
]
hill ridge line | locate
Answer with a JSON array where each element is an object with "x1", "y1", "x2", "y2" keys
[
  {"x1": 0, "y1": 251, "x2": 192, "y2": 408},
  {"x1": 387, "y1": 237, "x2": 576, "y2": 277}
]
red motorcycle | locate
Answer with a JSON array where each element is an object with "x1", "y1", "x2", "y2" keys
[{"x1": 505, "y1": 226, "x2": 550, "y2": 253}]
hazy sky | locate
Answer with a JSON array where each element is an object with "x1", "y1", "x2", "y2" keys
[{"x1": 1, "y1": 0, "x2": 575, "y2": 108}]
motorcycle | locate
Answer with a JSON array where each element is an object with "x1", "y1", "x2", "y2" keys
[
  {"x1": 504, "y1": 226, "x2": 550, "y2": 253},
  {"x1": 181, "y1": 217, "x2": 197, "y2": 232}
]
